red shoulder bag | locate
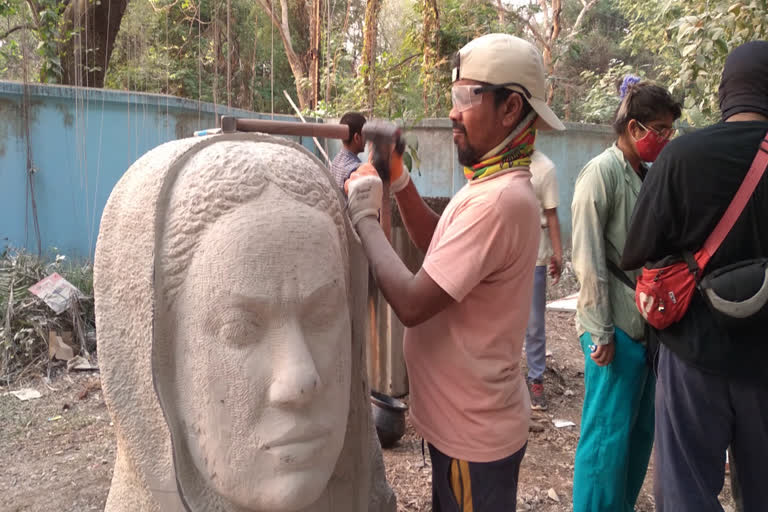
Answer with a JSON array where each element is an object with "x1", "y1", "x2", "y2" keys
[{"x1": 636, "y1": 132, "x2": 768, "y2": 329}]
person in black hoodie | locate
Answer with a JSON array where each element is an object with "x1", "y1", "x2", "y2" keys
[{"x1": 622, "y1": 41, "x2": 768, "y2": 511}]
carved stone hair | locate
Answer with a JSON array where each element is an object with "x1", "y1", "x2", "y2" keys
[{"x1": 157, "y1": 139, "x2": 349, "y2": 304}]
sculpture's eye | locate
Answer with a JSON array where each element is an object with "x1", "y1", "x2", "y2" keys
[
  {"x1": 218, "y1": 319, "x2": 260, "y2": 345},
  {"x1": 204, "y1": 304, "x2": 264, "y2": 345},
  {"x1": 301, "y1": 283, "x2": 343, "y2": 329}
]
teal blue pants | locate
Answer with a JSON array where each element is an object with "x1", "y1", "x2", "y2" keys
[{"x1": 572, "y1": 328, "x2": 655, "y2": 512}]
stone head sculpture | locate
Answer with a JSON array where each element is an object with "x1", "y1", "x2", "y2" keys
[{"x1": 95, "y1": 133, "x2": 395, "y2": 512}]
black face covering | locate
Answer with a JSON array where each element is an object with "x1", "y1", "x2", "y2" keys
[{"x1": 719, "y1": 40, "x2": 768, "y2": 121}]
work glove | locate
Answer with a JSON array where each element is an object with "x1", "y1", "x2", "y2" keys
[
  {"x1": 345, "y1": 163, "x2": 382, "y2": 226},
  {"x1": 367, "y1": 142, "x2": 410, "y2": 194}
]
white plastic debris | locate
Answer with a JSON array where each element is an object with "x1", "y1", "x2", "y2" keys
[
  {"x1": 7, "y1": 388, "x2": 42, "y2": 401},
  {"x1": 67, "y1": 356, "x2": 96, "y2": 371},
  {"x1": 28, "y1": 273, "x2": 83, "y2": 314}
]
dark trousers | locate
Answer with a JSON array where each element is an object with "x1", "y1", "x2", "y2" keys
[
  {"x1": 428, "y1": 442, "x2": 526, "y2": 512},
  {"x1": 655, "y1": 344, "x2": 768, "y2": 511}
]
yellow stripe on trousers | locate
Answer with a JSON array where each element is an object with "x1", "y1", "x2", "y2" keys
[{"x1": 450, "y1": 459, "x2": 474, "y2": 512}]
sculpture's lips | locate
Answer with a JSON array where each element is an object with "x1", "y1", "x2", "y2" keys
[
  {"x1": 266, "y1": 426, "x2": 332, "y2": 449},
  {"x1": 265, "y1": 426, "x2": 333, "y2": 468}
]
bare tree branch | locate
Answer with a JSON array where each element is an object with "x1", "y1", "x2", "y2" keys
[
  {"x1": 279, "y1": 0, "x2": 295, "y2": 57},
  {"x1": 536, "y1": 0, "x2": 550, "y2": 25},
  {"x1": 501, "y1": 5, "x2": 546, "y2": 47},
  {"x1": 147, "y1": 0, "x2": 183, "y2": 12},
  {"x1": 568, "y1": 0, "x2": 599, "y2": 41},
  {"x1": 255, "y1": 0, "x2": 297, "y2": 60},
  {"x1": 548, "y1": 0, "x2": 562, "y2": 45},
  {"x1": 23, "y1": 0, "x2": 41, "y2": 27},
  {"x1": 0, "y1": 24, "x2": 35, "y2": 40},
  {"x1": 254, "y1": 0, "x2": 311, "y2": 107},
  {"x1": 327, "y1": 0, "x2": 353, "y2": 102},
  {"x1": 388, "y1": 52, "x2": 420, "y2": 71}
]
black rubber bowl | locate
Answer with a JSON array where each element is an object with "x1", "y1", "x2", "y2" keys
[{"x1": 370, "y1": 390, "x2": 408, "y2": 449}]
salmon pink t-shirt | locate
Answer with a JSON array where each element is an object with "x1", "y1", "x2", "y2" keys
[{"x1": 403, "y1": 168, "x2": 540, "y2": 462}]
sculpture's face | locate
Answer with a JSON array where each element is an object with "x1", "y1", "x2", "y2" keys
[{"x1": 173, "y1": 186, "x2": 351, "y2": 510}]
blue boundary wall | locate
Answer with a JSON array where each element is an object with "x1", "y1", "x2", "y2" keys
[
  {"x1": 1, "y1": 81, "x2": 616, "y2": 259},
  {"x1": 0, "y1": 81, "x2": 320, "y2": 259}
]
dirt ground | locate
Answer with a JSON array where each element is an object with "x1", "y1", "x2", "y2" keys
[{"x1": 0, "y1": 311, "x2": 736, "y2": 512}]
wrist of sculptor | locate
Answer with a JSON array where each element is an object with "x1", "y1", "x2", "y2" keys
[
  {"x1": 389, "y1": 153, "x2": 410, "y2": 194},
  {"x1": 369, "y1": 143, "x2": 409, "y2": 194}
]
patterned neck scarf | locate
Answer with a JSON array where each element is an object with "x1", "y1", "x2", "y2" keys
[{"x1": 463, "y1": 115, "x2": 537, "y2": 181}]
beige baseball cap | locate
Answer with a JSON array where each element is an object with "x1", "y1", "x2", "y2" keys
[{"x1": 452, "y1": 33, "x2": 565, "y2": 131}]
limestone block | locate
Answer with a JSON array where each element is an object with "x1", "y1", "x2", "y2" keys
[{"x1": 95, "y1": 133, "x2": 396, "y2": 512}]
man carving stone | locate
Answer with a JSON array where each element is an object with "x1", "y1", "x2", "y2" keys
[
  {"x1": 95, "y1": 133, "x2": 395, "y2": 511},
  {"x1": 345, "y1": 34, "x2": 564, "y2": 510}
]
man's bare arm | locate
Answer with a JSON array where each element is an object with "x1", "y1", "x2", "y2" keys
[
  {"x1": 544, "y1": 208, "x2": 563, "y2": 284},
  {"x1": 356, "y1": 216, "x2": 454, "y2": 327}
]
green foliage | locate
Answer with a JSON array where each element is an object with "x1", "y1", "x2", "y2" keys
[
  {"x1": 6, "y1": 0, "x2": 768, "y2": 126},
  {"x1": 0, "y1": 0, "x2": 71, "y2": 83},
  {"x1": 0, "y1": 0, "x2": 19, "y2": 16},
  {"x1": 402, "y1": 132, "x2": 421, "y2": 174},
  {"x1": 0, "y1": 38, "x2": 22, "y2": 75},
  {"x1": 575, "y1": 60, "x2": 646, "y2": 124},
  {"x1": 106, "y1": 0, "x2": 296, "y2": 112},
  {"x1": 548, "y1": 0, "x2": 643, "y2": 121},
  {"x1": 36, "y1": 0, "x2": 66, "y2": 82},
  {"x1": 621, "y1": 0, "x2": 768, "y2": 124}
]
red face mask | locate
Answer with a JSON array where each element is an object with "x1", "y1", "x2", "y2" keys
[{"x1": 634, "y1": 123, "x2": 671, "y2": 162}]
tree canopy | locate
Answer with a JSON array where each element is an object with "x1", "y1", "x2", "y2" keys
[{"x1": 1, "y1": 0, "x2": 766, "y2": 125}]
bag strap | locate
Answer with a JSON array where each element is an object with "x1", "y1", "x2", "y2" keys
[
  {"x1": 698, "y1": 132, "x2": 768, "y2": 268},
  {"x1": 606, "y1": 258, "x2": 636, "y2": 290}
]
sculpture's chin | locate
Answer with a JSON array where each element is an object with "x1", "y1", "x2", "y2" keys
[{"x1": 212, "y1": 467, "x2": 333, "y2": 512}]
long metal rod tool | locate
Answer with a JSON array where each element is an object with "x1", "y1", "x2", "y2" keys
[{"x1": 220, "y1": 116, "x2": 348, "y2": 145}]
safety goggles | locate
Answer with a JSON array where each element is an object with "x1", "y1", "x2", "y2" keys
[
  {"x1": 451, "y1": 82, "x2": 532, "y2": 113},
  {"x1": 636, "y1": 120, "x2": 676, "y2": 140}
]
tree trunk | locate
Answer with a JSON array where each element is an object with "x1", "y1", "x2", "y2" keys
[
  {"x1": 544, "y1": 0, "x2": 561, "y2": 105},
  {"x1": 421, "y1": 0, "x2": 440, "y2": 116},
  {"x1": 249, "y1": 11, "x2": 259, "y2": 111},
  {"x1": 544, "y1": 45, "x2": 556, "y2": 105},
  {"x1": 256, "y1": 0, "x2": 313, "y2": 110},
  {"x1": 362, "y1": 0, "x2": 382, "y2": 114},
  {"x1": 58, "y1": 0, "x2": 129, "y2": 87},
  {"x1": 327, "y1": 0, "x2": 352, "y2": 104},
  {"x1": 226, "y1": 0, "x2": 232, "y2": 107},
  {"x1": 310, "y1": 0, "x2": 322, "y2": 108},
  {"x1": 213, "y1": 4, "x2": 219, "y2": 109}
]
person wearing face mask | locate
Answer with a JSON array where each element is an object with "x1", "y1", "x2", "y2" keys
[{"x1": 571, "y1": 77, "x2": 681, "y2": 512}]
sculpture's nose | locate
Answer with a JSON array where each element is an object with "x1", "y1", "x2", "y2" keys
[{"x1": 268, "y1": 321, "x2": 322, "y2": 408}]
